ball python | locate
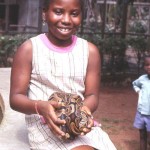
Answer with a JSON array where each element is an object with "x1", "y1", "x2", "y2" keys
[{"x1": 48, "y1": 92, "x2": 91, "y2": 141}]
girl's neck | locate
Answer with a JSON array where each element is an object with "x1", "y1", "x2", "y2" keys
[
  {"x1": 39, "y1": 33, "x2": 77, "y2": 53},
  {"x1": 46, "y1": 33, "x2": 72, "y2": 47}
]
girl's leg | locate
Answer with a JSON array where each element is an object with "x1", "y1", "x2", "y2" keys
[
  {"x1": 140, "y1": 128, "x2": 147, "y2": 150},
  {"x1": 71, "y1": 145, "x2": 95, "y2": 150}
]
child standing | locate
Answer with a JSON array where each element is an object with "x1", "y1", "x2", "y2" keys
[
  {"x1": 132, "y1": 56, "x2": 150, "y2": 150},
  {"x1": 10, "y1": 0, "x2": 116, "y2": 149}
]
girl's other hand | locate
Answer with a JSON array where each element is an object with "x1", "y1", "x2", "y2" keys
[{"x1": 80, "y1": 105, "x2": 94, "y2": 135}]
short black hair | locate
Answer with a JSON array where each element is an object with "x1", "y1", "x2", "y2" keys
[
  {"x1": 42, "y1": 0, "x2": 84, "y2": 11},
  {"x1": 143, "y1": 55, "x2": 150, "y2": 65}
]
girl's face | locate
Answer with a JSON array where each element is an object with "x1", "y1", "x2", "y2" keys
[
  {"x1": 44, "y1": 0, "x2": 82, "y2": 45},
  {"x1": 144, "y1": 57, "x2": 150, "y2": 75}
]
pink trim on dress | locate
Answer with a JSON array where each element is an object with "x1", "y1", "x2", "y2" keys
[{"x1": 38, "y1": 33, "x2": 77, "y2": 53}]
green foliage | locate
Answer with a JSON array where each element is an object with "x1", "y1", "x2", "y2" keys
[
  {"x1": 129, "y1": 6, "x2": 136, "y2": 17},
  {"x1": 0, "y1": 34, "x2": 36, "y2": 67},
  {"x1": 79, "y1": 34, "x2": 103, "y2": 49},
  {"x1": 103, "y1": 37, "x2": 128, "y2": 74},
  {"x1": 127, "y1": 36, "x2": 147, "y2": 51},
  {"x1": 80, "y1": 34, "x2": 130, "y2": 75},
  {"x1": 128, "y1": 21, "x2": 147, "y2": 33},
  {"x1": 127, "y1": 36, "x2": 149, "y2": 74},
  {"x1": 102, "y1": 37, "x2": 127, "y2": 54},
  {"x1": 79, "y1": 33, "x2": 149, "y2": 75}
]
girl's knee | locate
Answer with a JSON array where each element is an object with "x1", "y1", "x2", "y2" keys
[{"x1": 71, "y1": 145, "x2": 95, "y2": 150}]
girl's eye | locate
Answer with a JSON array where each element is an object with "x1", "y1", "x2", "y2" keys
[
  {"x1": 55, "y1": 11, "x2": 62, "y2": 15},
  {"x1": 54, "y1": 9, "x2": 62, "y2": 15},
  {"x1": 71, "y1": 11, "x2": 80, "y2": 17}
]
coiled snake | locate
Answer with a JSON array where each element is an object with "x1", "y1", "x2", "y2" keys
[{"x1": 48, "y1": 92, "x2": 90, "y2": 141}]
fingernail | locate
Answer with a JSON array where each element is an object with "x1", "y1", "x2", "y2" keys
[
  {"x1": 61, "y1": 120, "x2": 66, "y2": 124},
  {"x1": 90, "y1": 115, "x2": 94, "y2": 119},
  {"x1": 83, "y1": 128, "x2": 87, "y2": 132},
  {"x1": 87, "y1": 111, "x2": 91, "y2": 116},
  {"x1": 61, "y1": 133, "x2": 65, "y2": 136},
  {"x1": 41, "y1": 116, "x2": 46, "y2": 124},
  {"x1": 58, "y1": 101, "x2": 62, "y2": 105},
  {"x1": 80, "y1": 132, "x2": 85, "y2": 136}
]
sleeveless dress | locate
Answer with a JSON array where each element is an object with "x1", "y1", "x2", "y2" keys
[{"x1": 25, "y1": 34, "x2": 117, "y2": 150}]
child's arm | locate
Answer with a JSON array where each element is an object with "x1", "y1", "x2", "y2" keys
[{"x1": 132, "y1": 78, "x2": 141, "y2": 93}]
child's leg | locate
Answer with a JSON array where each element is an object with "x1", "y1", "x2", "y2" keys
[
  {"x1": 134, "y1": 111, "x2": 148, "y2": 150},
  {"x1": 140, "y1": 128, "x2": 147, "y2": 150},
  {"x1": 146, "y1": 115, "x2": 150, "y2": 150},
  {"x1": 147, "y1": 131, "x2": 150, "y2": 149}
]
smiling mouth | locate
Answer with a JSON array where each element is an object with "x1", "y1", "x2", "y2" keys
[{"x1": 58, "y1": 28, "x2": 71, "y2": 33}]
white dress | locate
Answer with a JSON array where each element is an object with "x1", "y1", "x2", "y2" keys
[{"x1": 25, "y1": 34, "x2": 117, "y2": 150}]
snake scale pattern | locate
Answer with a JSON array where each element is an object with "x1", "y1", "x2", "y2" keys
[{"x1": 48, "y1": 92, "x2": 90, "y2": 141}]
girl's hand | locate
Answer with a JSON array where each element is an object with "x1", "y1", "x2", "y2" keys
[
  {"x1": 80, "y1": 105, "x2": 94, "y2": 135},
  {"x1": 37, "y1": 100, "x2": 66, "y2": 138}
]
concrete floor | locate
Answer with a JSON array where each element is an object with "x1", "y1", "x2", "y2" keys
[{"x1": 0, "y1": 68, "x2": 29, "y2": 150}]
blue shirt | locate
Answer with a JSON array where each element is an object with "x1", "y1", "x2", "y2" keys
[{"x1": 132, "y1": 74, "x2": 150, "y2": 115}]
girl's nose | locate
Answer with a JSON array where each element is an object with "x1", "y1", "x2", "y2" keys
[{"x1": 62, "y1": 14, "x2": 71, "y2": 24}]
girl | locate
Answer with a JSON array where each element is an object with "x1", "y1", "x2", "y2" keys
[{"x1": 10, "y1": 0, "x2": 116, "y2": 149}]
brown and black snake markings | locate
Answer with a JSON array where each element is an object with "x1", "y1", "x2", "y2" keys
[{"x1": 48, "y1": 92, "x2": 90, "y2": 141}]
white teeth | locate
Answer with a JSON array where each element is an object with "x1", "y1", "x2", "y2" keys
[{"x1": 58, "y1": 28, "x2": 70, "y2": 32}]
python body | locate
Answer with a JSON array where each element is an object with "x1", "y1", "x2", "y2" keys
[{"x1": 48, "y1": 92, "x2": 90, "y2": 141}]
